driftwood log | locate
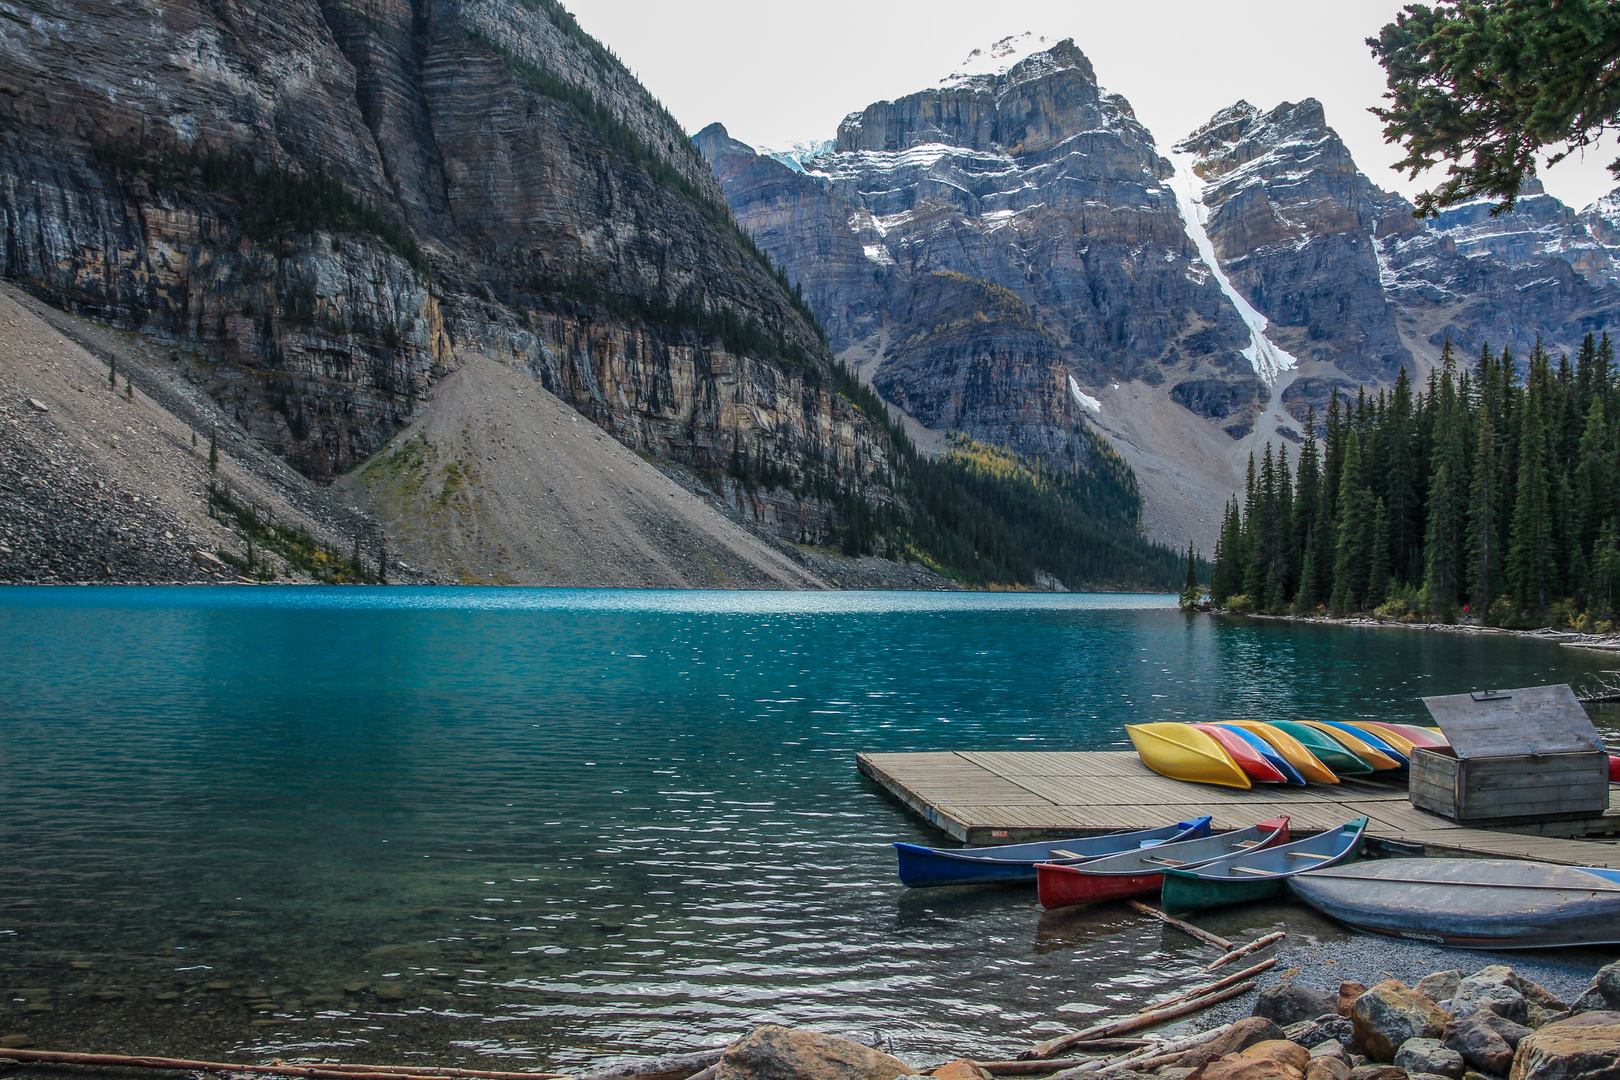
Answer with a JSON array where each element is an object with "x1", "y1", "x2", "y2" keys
[
  {"x1": 570, "y1": 1050, "x2": 728, "y2": 1080},
  {"x1": 0, "y1": 1052, "x2": 566, "y2": 1080},
  {"x1": 1123, "y1": 902, "x2": 1235, "y2": 951},
  {"x1": 1135, "y1": 957, "x2": 1278, "y2": 1013},
  {"x1": 1019, "y1": 980, "x2": 1257, "y2": 1060},
  {"x1": 970, "y1": 1048, "x2": 1150, "y2": 1075},
  {"x1": 1204, "y1": 931, "x2": 1287, "y2": 972}
]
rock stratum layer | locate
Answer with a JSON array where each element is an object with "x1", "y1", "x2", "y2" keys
[
  {"x1": 700, "y1": 34, "x2": 1620, "y2": 546},
  {"x1": 0, "y1": 0, "x2": 901, "y2": 570}
]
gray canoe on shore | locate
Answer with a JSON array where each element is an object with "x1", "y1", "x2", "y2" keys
[{"x1": 1287, "y1": 857, "x2": 1620, "y2": 949}]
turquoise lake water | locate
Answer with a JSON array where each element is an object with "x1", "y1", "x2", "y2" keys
[{"x1": 1, "y1": 587, "x2": 1617, "y2": 1067}]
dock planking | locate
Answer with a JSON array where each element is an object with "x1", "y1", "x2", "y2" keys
[{"x1": 857, "y1": 750, "x2": 1620, "y2": 868}]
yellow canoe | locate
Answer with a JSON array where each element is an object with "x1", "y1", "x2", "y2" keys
[
  {"x1": 1343, "y1": 721, "x2": 1420, "y2": 756},
  {"x1": 1126, "y1": 723, "x2": 1252, "y2": 789},
  {"x1": 1292, "y1": 720, "x2": 1403, "y2": 770},
  {"x1": 1221, "y1": 720, "x2": 1340, "y2": 784}
]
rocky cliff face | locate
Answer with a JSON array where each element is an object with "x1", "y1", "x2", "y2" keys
[
  {"x1": 702, "y1": 38, "x2": 1620, "y2": 545},
  {"x1": 0, "y1": 0, "x2": 897, "y2": 547},
  {"x1": 698, "y1": 36, "x2": 1262, "y2": 474},
  {"x1": 1175, "y1": 99, "x2": 1620, "y2": 425}
]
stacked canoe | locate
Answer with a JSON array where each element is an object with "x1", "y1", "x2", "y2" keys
[{"x1": 1125, "y1": 719, "x2": 1449, "y2": 788}]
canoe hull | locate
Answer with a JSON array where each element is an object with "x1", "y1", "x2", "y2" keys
[
  {"x1": 1126, "y1": 723, "x2": 1251, "y2": 788},
  {"x1": 1038, "y1": 869, "x2": 1167, "y2": 908},
  {"x1": 894, "y1": 817, "x2": 1212, "y2": 888},
  {"x1": 1160, "y1": 817, "x2": 1368, "y2": 916},
  {"x1": 1037, "y1": 816, "x2": 1290, "y2": 910},
  {"x1": 1288, "y1": 858, "x2": 1620, "y2": 949}
]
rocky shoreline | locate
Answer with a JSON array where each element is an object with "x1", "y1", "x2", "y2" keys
[{"x1": 1206, "y1": 609, "x2": 1620, "y2": 661}]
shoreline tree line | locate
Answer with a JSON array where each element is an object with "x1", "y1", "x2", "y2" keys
[{"x1": 1208, "y1": 334, "x2": 1620, "y2": 630}]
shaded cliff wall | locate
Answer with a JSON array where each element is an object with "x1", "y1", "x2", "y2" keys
[{"x1": 0, "y1": 0, "x2": 897, "y2": 543}]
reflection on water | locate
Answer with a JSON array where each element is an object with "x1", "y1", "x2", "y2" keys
[{"x1": 0, "y1": 587, "x2": 1616, "y2": 1067}]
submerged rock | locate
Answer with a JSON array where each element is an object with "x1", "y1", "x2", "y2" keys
[{"x1": 716, "y1": 1025, "x2": 917, "y2": 1080}]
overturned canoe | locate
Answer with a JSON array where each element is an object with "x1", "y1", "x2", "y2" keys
[
  {"x1": 1126, "y1": 722, "x2": 1251, "y2": 788},
  {"x1": 1267, "y1": 720, "x2": 1375, "y2": 777},
  {"x1": 1212, "y1": 724, "x2": 1306, "y2": 786},
  {"x1": 1191, "y1": 723, "x2": 1288, "y2": 784},
  {"x1": 1339, "y1": 721, "x2": 1420, "y2": 756},
  {"x1": 1293, "y1": 720, "x2": 1404, "y2": 770},
  {"x1": 894, "y1": 816, "x2": 1213, "y2": 888},
  {"x1": 1217, "y1": 721, "x2": 1339, "y2": 784},
  {"x1": 1288, "y1": 858, "x2": 1620, "y2": 949},
  {"x1": 1036, "y1": 816, "x2": 1290, "y2": 910},
  {"x1": 1160, "y1": 816, "x2": 1368, "y2": 915}
]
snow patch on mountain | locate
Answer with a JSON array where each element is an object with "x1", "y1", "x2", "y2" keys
[
  {"x1": 939, "y1": 32, "x2": 1062, "y2": 85},
  {"x1": 756, "y1": 139, "x2": 836, "y2": 174},
  {"x1": 1068, "y1": 375, "x2": 1102, "y2": 414},
  {"x1": 1167, "y1": 151, "x2": 1299, "y2": 386}
]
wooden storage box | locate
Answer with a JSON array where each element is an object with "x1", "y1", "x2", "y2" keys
[{"x1": 1409, "y1": 684, "x2": 1609, "y2": 825}]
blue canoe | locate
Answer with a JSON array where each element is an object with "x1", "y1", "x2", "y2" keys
[{"x1": 895, "y1": 815, "x2": 1213, "y2": 888}]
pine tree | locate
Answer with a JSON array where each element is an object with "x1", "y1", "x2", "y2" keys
[
  {"x1": 1291, "y1": 406, "x2": 1322, "y2": 601},
  {"x1": 208, "y1": 429, "x2": 218, "y2": 474},
  {"x1": 1180, "y1": 546, "x2": 1201, "y2": 609},
  {"x1": 1211, "y1": 499, "x2": 1243, "y2": 607},
  {"x1": 1385, "y1": 365, "x2": 1421, "y2": 579},
  {"x1": 108, "y1": 357, "x2": 116, "y2": 390},
  {"x1": 1331, "y1": 428, "x2": 1374, "y2": 612},
  {"x1": 1574, "y1": 396, "x2": 1614, "y2": 560},
  {"x1": 1508, "y1": 365, "x2": 1556, "y2": 613},
  {"x1": 1367, "y1": 498, "x2": 1393, "y2": 609},
  {"x1": 1466, "y1": 400, "x2": 1499, "y2": 616}
]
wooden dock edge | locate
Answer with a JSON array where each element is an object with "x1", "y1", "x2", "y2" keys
[{"x1": 856, "y1": 752, "x2": 975, "y2": 843}]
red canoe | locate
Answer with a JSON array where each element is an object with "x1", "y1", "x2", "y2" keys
[
  {"x1": 1192, "y1": 723, "x2": 1288, "y2": 784},
  {"x1": 1036, "y1": 816, "x2": 1290, "y2": 910}
]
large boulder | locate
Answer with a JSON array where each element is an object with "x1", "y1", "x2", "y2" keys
[
  {"x1": 1258, "y1": 986, "x2": 1343, "y2": 1027},
  {"x1": 1393, "y1": 1039, "x2": 1464, "y2": 1079},
  {"x1": 1572, "y1": 960, "x2": 1620, "y2": 1014},
  {"x1": 1189, "y1": 1055, "x2": 1303, "y2": 1080},
  {"x1": 1443, "y1": 1019, "x2": 1515, "y2": 1075},
  {"x1": 1287, "y1": 1016, "x2": 1355, "y2": 1051},
  {"x1": 1416, "y1": 975, "x2": 1464, "y2": 1005},
  {"x1": 1352, "y1": 981, "x2": 1452, "y2": 1062},
  {"x1": 1240, "y1": 1041, "x2": 1311, "y2": 1075},
  {"x1": 1347, "y1": 1067, "x2": 1409, "y2": 1080},
  {"x1": 716, "y1": 1026, "x2": 917, "y2": 1080},
  {"x1": 1306, "y1": 1061, "x2": 1350, "y2": 1080},
  {"x1": 1181, "y1": 1019, "x2": 1290, "y2": 1070},
  {"x1": 931, "y1": 1063, "x2": 990, "y2": 1080},
  {"x1": 1508, "y1": 1011, "x2": 1620, "y2": 1079},
  {"x1": 1447, "y1": 970, "x2": 1529, "y2": 1026}
]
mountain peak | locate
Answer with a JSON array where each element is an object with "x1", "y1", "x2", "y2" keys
[{"x1": 938, "y1": 33, "x2": 1091, "y2": 88}]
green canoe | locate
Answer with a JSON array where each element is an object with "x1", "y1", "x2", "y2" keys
[
  {"x1": 1266, "y1": 721, "x2": 1374, "y2": 776},
  {"x1": 1160, "y1": 816, "x2": 1368, "y2": 916}
]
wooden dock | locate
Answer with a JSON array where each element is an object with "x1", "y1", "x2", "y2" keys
[{"x1": 857, "y1": 750, "x2": 1620, "y2": 868}]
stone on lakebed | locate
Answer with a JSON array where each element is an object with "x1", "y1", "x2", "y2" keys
[{"x1": 716, "y1": 1025, "x2": 917, "y2": 1080}]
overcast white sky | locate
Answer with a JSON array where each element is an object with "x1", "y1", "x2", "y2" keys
[{"x1": 564, "y1": 0, "x2": 1620, "y2": 212}]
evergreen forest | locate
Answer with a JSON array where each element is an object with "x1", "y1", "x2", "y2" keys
[{"x1": 1208, "y1": 336, "x2": 1620, "y2": 630}]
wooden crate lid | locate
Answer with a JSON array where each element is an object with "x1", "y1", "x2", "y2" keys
[{"x1": 1421, "y1": 683, "x2": 1601, "y2": 760}]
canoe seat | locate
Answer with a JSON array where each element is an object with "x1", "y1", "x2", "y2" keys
[
  {"x1": 1233, "y1": 840, "x2": 1264, "y2": 848},
  {"x1": 1048, "y1": 849, "x2": 1083, "y2": 860},
  {"x1": 1230, "y1": 866, "x2": 1277, "y2": 876},
  {"x1": 1286, "y1": 851, "x2": 1335, "y2": 860},
  {"x1": 1142, "y1": 856, "x2": 1187, "y2": 866}
]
